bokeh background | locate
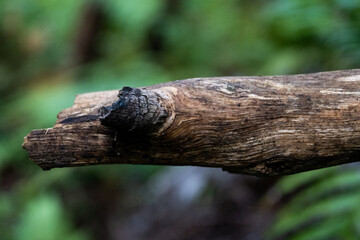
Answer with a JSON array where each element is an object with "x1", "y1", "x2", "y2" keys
[{"x1": 1, "y1": 0, "x2": 360, "y2": 239}]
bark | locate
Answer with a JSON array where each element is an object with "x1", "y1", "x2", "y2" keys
[{"x1": 23, "y1": 69, "x2": 360, "y2": 176}]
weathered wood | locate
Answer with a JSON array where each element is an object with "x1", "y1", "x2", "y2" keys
[{"x1": 23, "y1": 69, "x2": 360, "y2": 176}]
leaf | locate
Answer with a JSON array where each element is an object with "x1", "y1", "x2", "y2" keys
[
  {"x1": 15, "y1": 194, "x2": 89, "y2": 240},
  {"x1": 267, "y1": 165, "x2": 360, "y2": 239}
]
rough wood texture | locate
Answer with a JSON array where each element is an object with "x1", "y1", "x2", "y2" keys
[{"x1": 23, "y1": 69, "x2": 360, "y2": 176}]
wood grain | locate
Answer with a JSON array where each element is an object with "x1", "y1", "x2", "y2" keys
[{"x1": 23, "y1": 69, "x2": 360, "y2": 176}]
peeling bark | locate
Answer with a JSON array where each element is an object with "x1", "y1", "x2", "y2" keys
[{"x1": 23, "y1": 69, "x2": 360, "y2": 176}]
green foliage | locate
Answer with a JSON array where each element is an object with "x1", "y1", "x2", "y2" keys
[
  {"x1": 1, "y1": 0, "x2": 360, "y2": 238},
  {"x1": 267, "y1": 166, "x2": 360, "y2": 239},
  {"x1": 15, "y1": 194, "x2": 88, "y2": 240}
]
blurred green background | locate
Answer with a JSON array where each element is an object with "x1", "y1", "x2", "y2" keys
[{"x1": 1, "y1": 0, "x2": 360, "y2": 239}]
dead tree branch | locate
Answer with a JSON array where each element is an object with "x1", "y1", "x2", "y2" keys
[{"x1": 23, "y1": 69, "x2": 360, "y2": 176}]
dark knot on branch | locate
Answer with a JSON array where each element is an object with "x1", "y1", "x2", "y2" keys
[{"x1": 99, "y1": 87, "x2": 168, "y2": 133}]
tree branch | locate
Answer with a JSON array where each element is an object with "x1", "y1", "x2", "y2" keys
[{"x1": 23, "y1": 69, "x2": 360, "y2": 176}]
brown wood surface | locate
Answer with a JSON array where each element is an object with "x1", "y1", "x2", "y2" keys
[{"x1": 23, "y1": 69, "x2": 360, "y2": 176}]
